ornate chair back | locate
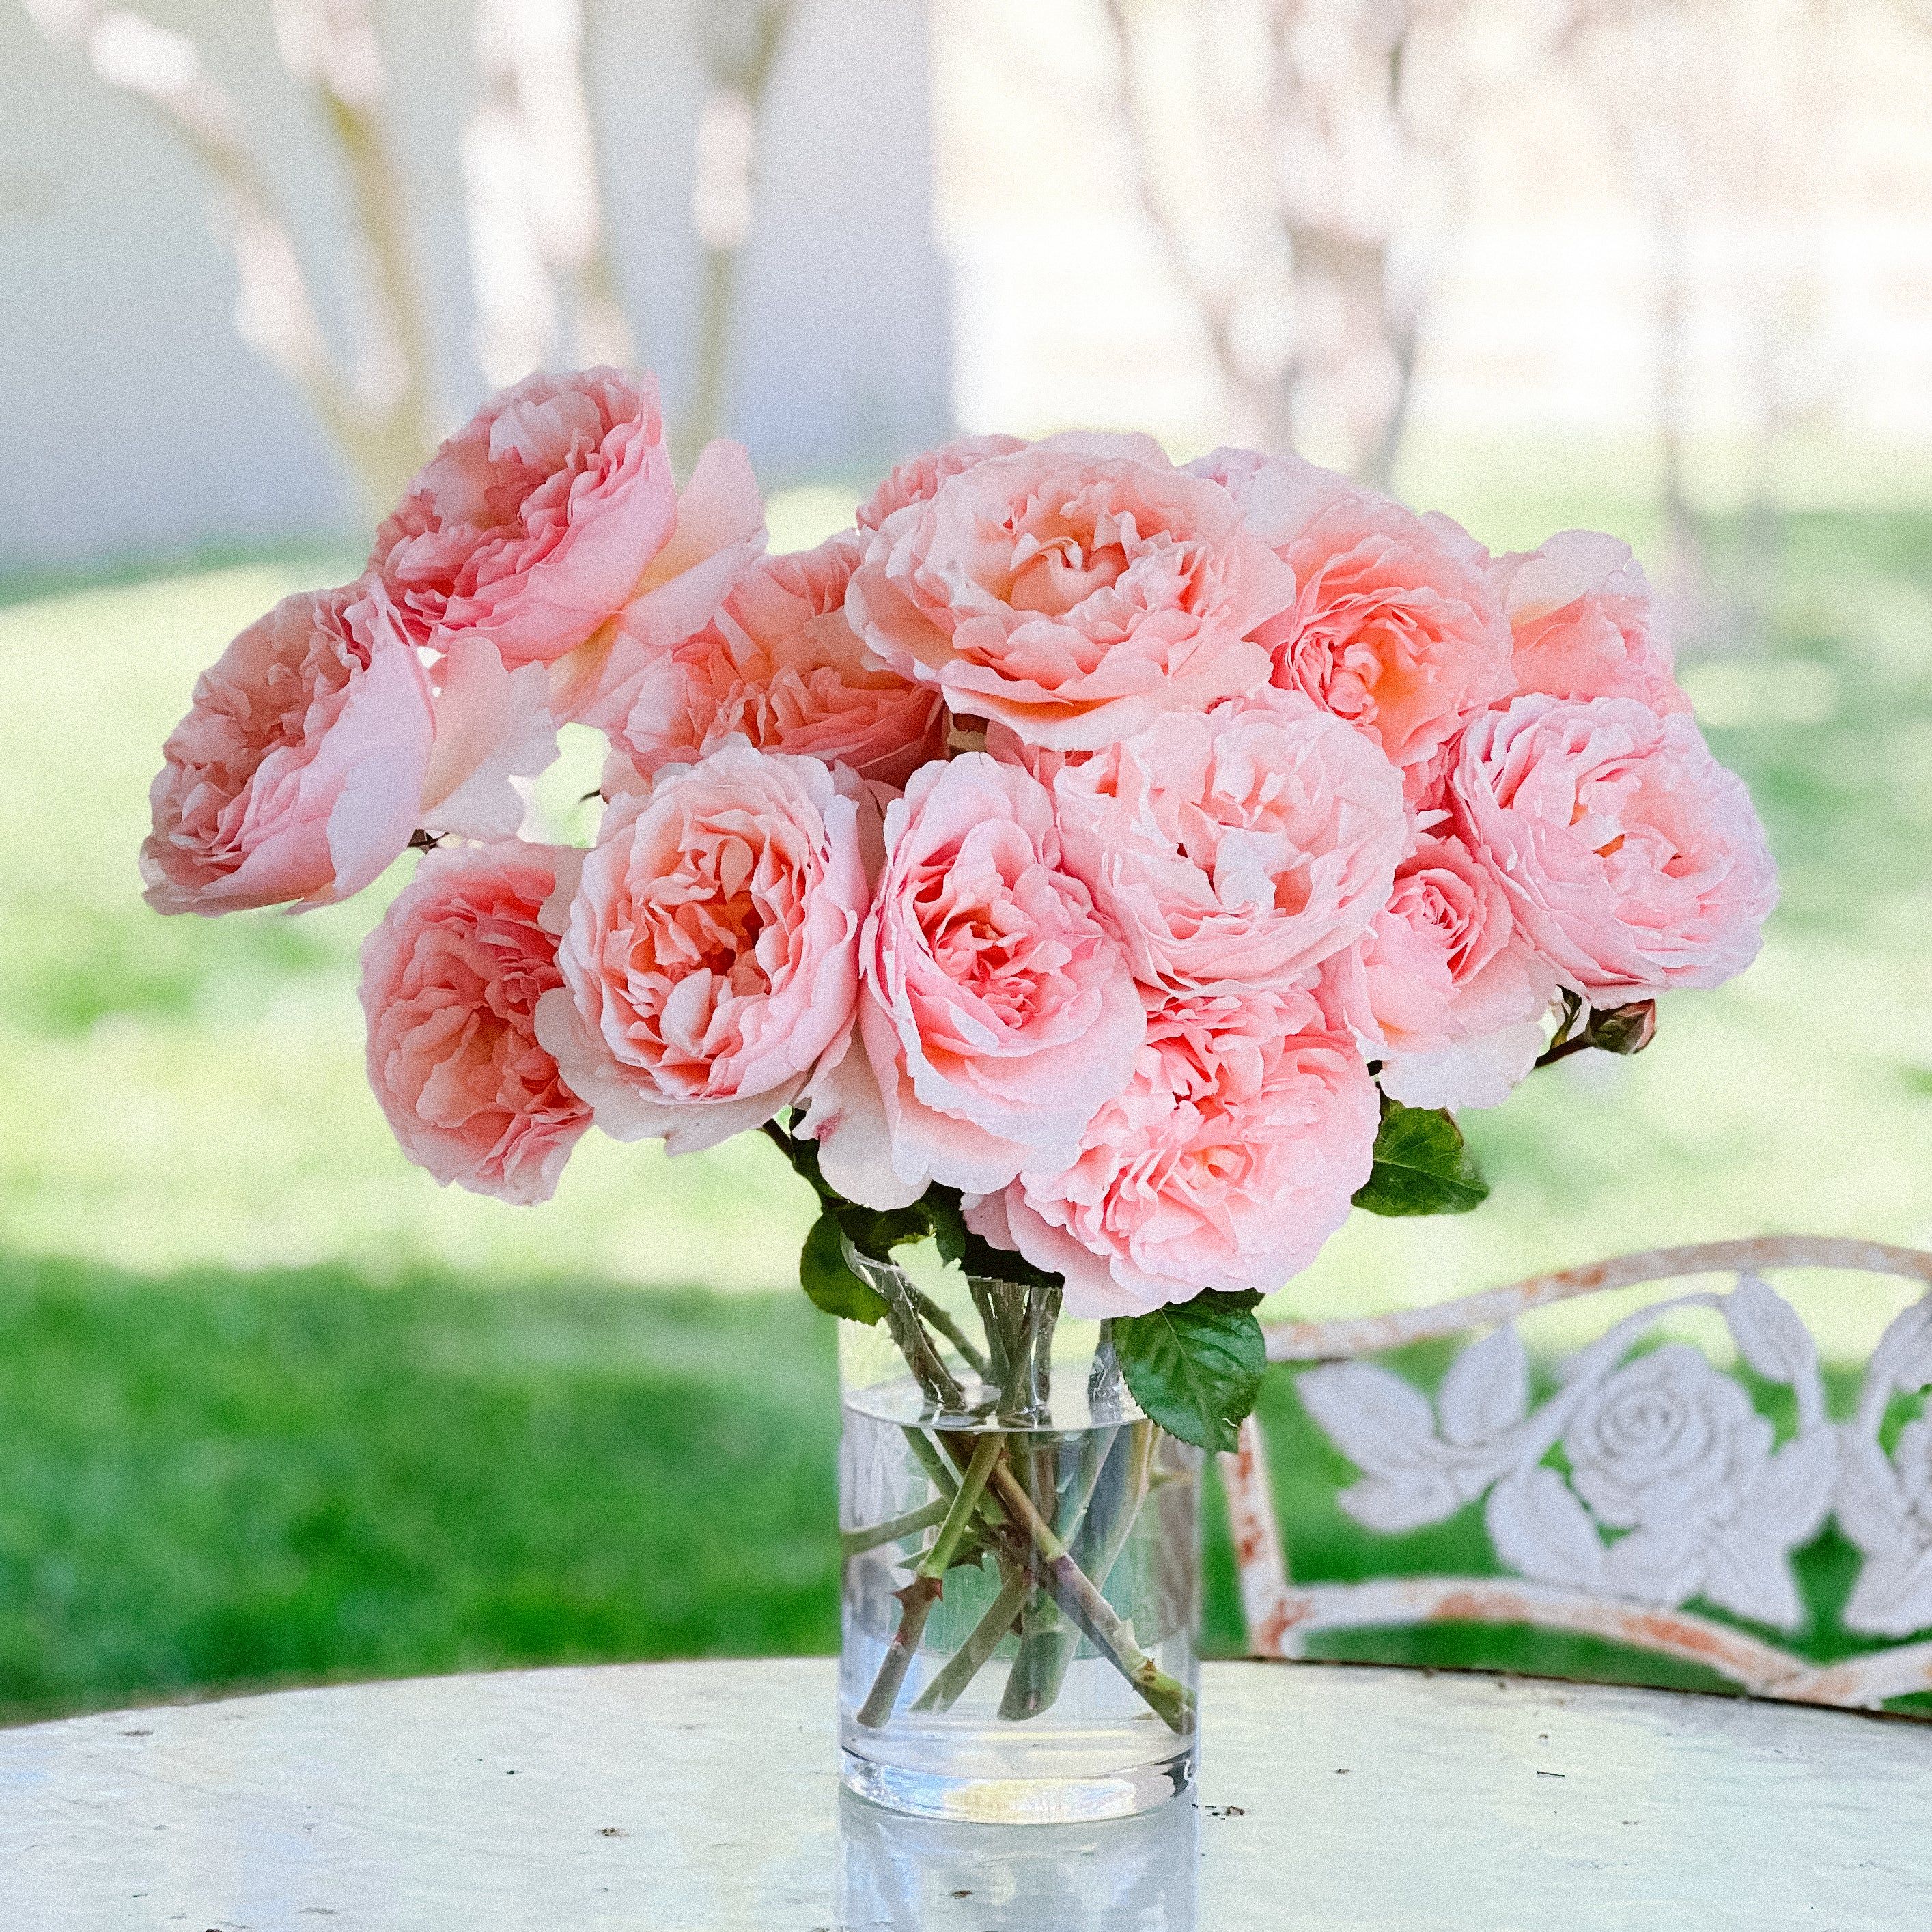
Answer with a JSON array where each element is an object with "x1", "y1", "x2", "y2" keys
[{"x1": 1220, "y1": 1237, "x2": 1932, "y2": 1714}]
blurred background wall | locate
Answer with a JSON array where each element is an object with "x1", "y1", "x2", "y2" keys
[{"x1": 2, "y1": 0, "x2": 949, "y2": 565}]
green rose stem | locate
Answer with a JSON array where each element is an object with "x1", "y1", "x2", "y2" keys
[
  {"x1": 841, "y1": 1494, "x2": 951, "y2": 1558},
  {"x1": 916, "y1": 1422, "x2": 1124, "y2": 1716},
  {"x1": 983, "y1": 1454, "x2": 1191, "y2": 1733},
  {"x1": 1003, "y1": 1419, "x2": 1158, "y2": 1720},
  {"x1": 904, "y1": 1284, "x2": 992, "y2": 1383},
  {"x1": 856, "y1": 1431, "x2": 1005, "y2": 1729}
]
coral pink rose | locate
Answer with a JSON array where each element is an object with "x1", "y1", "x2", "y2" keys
[
  {"x1": 372, "y1": 368, "x2": 680, "y2": 666},
  {"x1": 1324, "y1": 833, "x2": 1558, "y2": 1110},
  {"x1": 604, "y1": 533, "x2": 943, "y2": 794},
  {"x1": 802, "y1": 754, "x2": 1145, "y2": 1207},
  {"x1": 845, "y1": 434, "x2": 1290, "y2": 751},
  {"x1": 1048, "y1": 688, "x2": 1408, "y2": 997},
  {"x1": 966, "y1": 984, "x2": 1379, "y2": 1315},
  {"x1": 855, "y1": 432, "x2": 1028, "y2": 531},
  {"x1": 1494, "y1": 530, "x2": 1690, "y2": 715},
  {"x1": 535, "y1": 746, "x2": 867, "y2": 1153},
  {"x1": 1192, "y1": 447, "x2": 1513, "y2": 785},
  {"x1": 370, "y1": 369, "x2": 766, "y2": 723},
  {"x1": 361, "y1": 841, "x2": 592, "y2": 1205},
  {"x1": 141, "y1": 580, "x2": 433, "y2": 914},
  {"x1": 1452, "y1": 695, "x2": 1777, "y2": 998}
]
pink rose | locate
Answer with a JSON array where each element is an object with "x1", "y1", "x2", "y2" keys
[
  {"x1": 966, "y1": 984, "x2": 1379, "y2": 1316},
  {"x1": 845, "y1": 434, "x2": 1290, "y2": 751},
  {"x1": 1452, "y1": 695, "x2": 1778, "y2": 998},
  {"x1": 141, "y1": 580, "x2": 433, "y2": 914},
  {"x1": 1325, "y1": 833, "x2": 1558, "y2": 1111},
  {"x1": 371, "y1": 368, "x2": 682, "y2": 667},
  {"x1": 855, "y1": 432, "x2": 1028, "y2": 531},
  {"x1": 1048, "y1": 688, "x2": 1408, "y2": 998},
  {"x1": 1192, "y1": 447, "x2": 1513, "y2": 784},
  {"x1": 604, "y1": 533, "x2": 943, "y2": 794},
  {"x1": 360, "y1": 841, "x2": 592, "y2": 1205},
  {"x1": 1494, "y1": 530, "x2": 1690, "y2": 714},
  {"x1": 535, "y1": 746, "x2": 867, "y2": 1153},
  {"x1": 802, "y1": 754, "x2": 1145, "y2": 1207}
]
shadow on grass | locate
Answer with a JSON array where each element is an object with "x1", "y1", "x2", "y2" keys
[{"x1": 0, "y1": 1255, "x2": 844, "y2": 1723}]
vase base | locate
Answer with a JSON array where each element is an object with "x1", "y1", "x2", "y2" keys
[{"x1": 839, "y1": 1746, "x2": 1194, "y2": 1825}]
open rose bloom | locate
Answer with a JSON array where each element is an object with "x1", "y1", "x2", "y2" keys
[{"x1": 144, "y1": 366, "x2": 1776, "y2": 1441}]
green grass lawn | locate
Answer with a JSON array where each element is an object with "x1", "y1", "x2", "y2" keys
[{"x1": 1, "y1": 468, "x2": 1929, "y2": 1721}]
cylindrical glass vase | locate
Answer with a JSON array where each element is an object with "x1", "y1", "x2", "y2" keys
[{"x1": 837, "y1": 1257, "x2": 1201, "y2": 1824}]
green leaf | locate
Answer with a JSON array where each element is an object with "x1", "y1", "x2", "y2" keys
[
  {"x1": 1114, "y1": 1291, "x2": 1267, "y2": 1455},
  {"x1": 799, "y1": 1211, "x2": 888, "y2": 1324},
  {"x1": 1352, "y1": 1100, "x2": 1489, "y2": 1217}
]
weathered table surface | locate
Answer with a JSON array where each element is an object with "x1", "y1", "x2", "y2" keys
[{"x1": 1, "y1": 1657, "x2": 1924, "y2": 1929}]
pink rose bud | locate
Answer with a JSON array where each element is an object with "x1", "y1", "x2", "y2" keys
[{"x1": 1586, "y1": 999, "x2": 1659, "y2": 1056}]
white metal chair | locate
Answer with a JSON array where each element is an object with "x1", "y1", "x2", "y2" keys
[{"x1": 1220, "y1": 1237, "x2": 1932, "y2": 1713}]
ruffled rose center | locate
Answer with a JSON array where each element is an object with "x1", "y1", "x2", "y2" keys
[
  {"x1": 910, "y1": 822, "x2": 1087, "y2": 1039},
  {"x1": 602, "y1": 807, "x2": 817, "y2": 1091}
]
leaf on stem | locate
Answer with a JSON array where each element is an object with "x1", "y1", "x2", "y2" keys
[
  {"x1": 1114, "y1": 1291, "x2": 1266, "y2": 1455},
  {"x1": 799, "y1": 1210, "x2": 888, "y2": 1324},
  {"x1": 1352, "y1": 1099, "x2": 1489, "y2": 1217}
]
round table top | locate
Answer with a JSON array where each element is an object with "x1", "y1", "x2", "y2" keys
[{"x1": 1, "y1": 1657, "x2": 1922, "y2": 1930}]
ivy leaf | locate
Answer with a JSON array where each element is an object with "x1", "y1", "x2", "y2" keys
[
  {"x1": 1114, "y1": 1291, "x2": 1267, "y2": 1454},
  {"x1": 799, "y1": 1210, "x2": 888, "y2": 1324},
  {"x1": 1352, "y1": 1100, "x2": 1489, "y2": 1217}
]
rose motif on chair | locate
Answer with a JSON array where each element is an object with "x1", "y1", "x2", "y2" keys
[
  {"x1": 1298, "y1": 1276, "x2": 1840, "y2": 1634},
  {"x1": 1563, "y1": 1346, "x2": 1767, "y2": 1535},
  {"x1": 1489, "y1": 1339, "x2": 1835, "y2": 1629}
]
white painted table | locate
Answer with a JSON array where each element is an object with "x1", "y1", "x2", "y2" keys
[{"x1": 1, "y1": 1658, "x2": 1924, "y2": 1930}]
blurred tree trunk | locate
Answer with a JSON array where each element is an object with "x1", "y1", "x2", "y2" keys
[
  {"x1": 1100, "y1": 0, "x2": 1487, "y2": 488},
  {"x1": 23, "y1": 0, "x2": 438, "y2": 518},
  {"x1": 680, "y1": 0, "x2": 796, "y2": 470},
  {"x1": 466, "y1": 0, "x2": 634, "y2": 384}
]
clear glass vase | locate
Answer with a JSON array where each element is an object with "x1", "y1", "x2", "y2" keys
[{"x1": 836, "y1": 1255, "x2": 1201, "y2": 1824}]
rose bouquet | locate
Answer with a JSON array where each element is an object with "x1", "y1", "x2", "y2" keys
[{"x1": 143, "y1": 369, "x2": 1776, "y2": 1818}]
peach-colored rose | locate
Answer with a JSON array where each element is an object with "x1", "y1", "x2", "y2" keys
[
  {"x1": 1452, "y1": 695, "x2": 1777, "y2": 998},
  {"x1": 845, "y1": 434, "x2": 1289, "y2": 751},
  {"x1": 1324, "y1": 833, "x2": 1558, "y2": 1111},
  {"x1": 535, "y1": 746, "x2": 867, "y2": 1153},
  {"x1": 966, "y1": 984, "x2": 1379, "y2": 1316},
  {"x1": 855, "y1": 433, "x2": 1028, "y2": 531},
  {"x1": 141, "y1": 580, "x2": 433, "y2": 914},
  {"x1": 604, "y1": 533, "x2": 942, "y2": 794},
  {"x1": 1048, "y1": 688, "x2": 1408, "y2": 998},
  {"x1": 360, "y1": 841, "x2": 592, "y2": 1205},
  {"x1": 1191, "y1": 447, "x2": 1513, "y2": 785},
  {"x1": 371, "y1": 368, "x2": 685, "y2": 668},
  {"x1": 802, "y1": 754, "x2": 1145, "y2": 1207},
  {"x1": 1495, "y1": 530, "x2": 1689, "y2": 714}
]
